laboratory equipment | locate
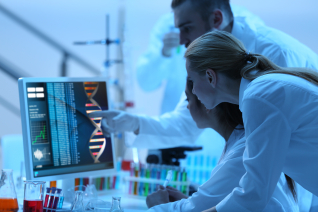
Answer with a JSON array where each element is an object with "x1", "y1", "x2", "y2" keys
[
  {"x1": 43, "y1": 188, "x2": 50, "y2": 207},
  {"x1": 18, "y1": 77, "x2": 116, "y2": 181},
  {"x1": 23, "y1": 181, "x2": 45, "y2": 212},
  {"x1": 47, "y1": 187, "x2": 56, "y2": 208},
  {"x1": 0, "y1": 169, "x2": 19, "y2": 212},
  {"x1": 85, "y1": 199, "x2": 111, "y2": 211},
  {"x1": 70, "y1": 191, "x2": 84, "y2": 212},
  {"x1": 163, "y1": 170, "x2": 172, "y2": 188},
  {"x1": 57, "y1": 190, "x2": 64, "y2": 209},
  {"x1": 147, "y1": 146, "x2": 202, "y2": 166},
  {"x1": 52, "y1": 189, "x2": 61, "y2": 209},
  {"x1": 109, "y1": 197, "x2": 123, "y2": 212},
  {"x1": 124, "y1": 163, "x2": 190, "y2": 196},
  {"x1": 66, "y1": 185, "x2": 97, "y2": 209}
]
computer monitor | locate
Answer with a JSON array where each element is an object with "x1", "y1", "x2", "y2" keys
[{"x1": 18, "y1": 77, "x2": 116, "y2": 181}]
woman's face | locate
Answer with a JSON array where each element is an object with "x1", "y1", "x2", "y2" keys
[
  {"x1": 185, "y1": 81, "x2": 211, "y2": 129},
  {"x1": 186, "y1": 59, "x2": 219, "y2": 109}
]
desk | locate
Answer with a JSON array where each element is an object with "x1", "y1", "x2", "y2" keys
[
  {"x1": 97, "y1": 190, "x2": 148, "y2": 212},
  {"x1": 17, "y1": 190, "x2": 148, "y2": 212}
]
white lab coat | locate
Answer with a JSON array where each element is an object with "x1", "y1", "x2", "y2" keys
[
  {"x1": 147, "y1": 128, "x2": 299, "y2": 212},
  {"x1": 136, "y1": 5, "x2": 265, "y2": 114},
  {"x1": 130, "y1": 15, "x2": 318, "y2": 211},
  {"x1": 216, "y1": 74, "x2": 318, "y2": 212}
]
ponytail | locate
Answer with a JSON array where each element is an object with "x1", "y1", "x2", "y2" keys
[{"x1": 185, "y1": 30, "x2": 318, "y2": 86}]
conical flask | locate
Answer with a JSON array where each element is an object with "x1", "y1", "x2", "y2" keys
[
  {"x1": 109, "y1": 197, "x2": 123, "y2": 212},
  {"x1": 70, "y1": 191, "x2": 84, "y2": 212},
  {"x1": 0, "y1": 169, "x2": 19, "y2": 212}
]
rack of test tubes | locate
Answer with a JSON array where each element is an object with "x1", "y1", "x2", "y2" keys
[
  {"x1": 124, "y1": 163, "x2": 190, "y2": 197},
  {"x1": 43, "y1": 187, "x2": 64, "y2": 210},
  {"x1": 181, "y1": 154, "x2": 219, "y2": 185}
]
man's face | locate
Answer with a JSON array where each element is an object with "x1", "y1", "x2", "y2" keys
[{"x1": 174, "y1": 1, "x2": 211, "y2": 48}]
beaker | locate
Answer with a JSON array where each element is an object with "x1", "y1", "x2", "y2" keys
[
  {"x1": 0, "y1": 169, "x2": 19, "y2": 212},
  {"x1": 23, "y1": 181, "x2": 45, "y2": 212},
  {"x1": 109, "y1": 197, "x2": 123, "y2": 212}
]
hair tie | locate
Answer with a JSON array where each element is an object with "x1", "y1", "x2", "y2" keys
[{"x1": 243, "y1": 51, "x2": 253, "y2": 62}]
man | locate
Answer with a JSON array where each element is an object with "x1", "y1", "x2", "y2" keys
[
  {"x1": 136, "y1": 5, "x2": 264, "y2": 114},
  {"x1": 92, "y1": 0, "x2": 318, "y2": 211}
]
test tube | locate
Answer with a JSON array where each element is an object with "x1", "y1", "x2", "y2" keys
[
  {"x1": 144, "y1": 164, "x2": 151, "y2": 196},
  {"x1": 43, "y1": 187, "x2": 51, "y2": 207},
  {"x1": 156, "y1": 165, "x2": 161, "y2": 189},
  {"x1": 181, "y1": 168, "x2": 187, "y2": 195},
  {"x1": 170, "y1": 26, "x2": 181, "y2": 54},
  {"x1": 150, "y1": 164, "x2": 157, "y2": 193},
  {"x1": 129, "y1": 162, "x2": 135, "y2": 194},
  {"x1": 57, "y1": 190, "x2": 64, "y2": 209},
  {"x1": 48, "y1": 187, "x2": 56, "y2": 208},
  {"x1": 134, "y1": 163, "x2": 139, "y2": 195},
  {"x1": 172, "y1": 166, "x2": 178, "y2": 188},
  {"x1": 139, "y1": 164, "x2": 145, "y2": 196},
  {"x1": 115, "y1": 157, "x2": 122, "y2": 190},
  {"x1": 52, "y1": 189, "x2": 61, "y2": 209},
  {"x1": 178, "y1": 167, "x2": 183, "y2": 190}
]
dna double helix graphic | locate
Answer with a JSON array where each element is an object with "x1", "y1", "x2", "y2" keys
[{"x1": 84, "y1": 82, "x2": 106, "y2": 163}]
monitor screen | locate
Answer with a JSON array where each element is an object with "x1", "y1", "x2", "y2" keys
[{"x1": 19, "y1": 79, "x2": 114, "y2": 179}]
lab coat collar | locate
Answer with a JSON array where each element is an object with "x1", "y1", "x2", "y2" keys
[
  {"x1": 239, "y1": 77, "x2": 251, "y2": 111},
  {"x1": 231, "y1": 17, "x2": 257, "y2": 54}
]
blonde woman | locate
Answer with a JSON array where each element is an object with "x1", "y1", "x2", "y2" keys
[
  {"x1": 145, "y1": 79, "x2": 298, "y2": 212},
  {"x1": 185, "y1": 31, "x2": 318, "y2": 212}
]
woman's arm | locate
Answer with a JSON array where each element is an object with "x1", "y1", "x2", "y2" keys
[{"x1": 216, "y1": 97, "x2": 291, "y2": 212}]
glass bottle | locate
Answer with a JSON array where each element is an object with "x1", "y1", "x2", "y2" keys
[
  {"x1": 109, "y1": 197, "x2": 123, "y2": 212},
  {"x1": 0, "y1": 169, "x2": 19, "y2": 212}
]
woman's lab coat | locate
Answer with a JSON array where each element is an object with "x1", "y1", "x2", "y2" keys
[
  {"x1": 135, "y1": 5, "x2": 265, "y2": 114},
  {"x1": 148, "y1": 128, "x2": 298, "y2": 212},
  {"x1": 215, "y1": 74, "x2": 318, "y2": 212}
]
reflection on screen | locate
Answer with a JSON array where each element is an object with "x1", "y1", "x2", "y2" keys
[{"x1": 26, "y1": 82, "x2": 114, "y2": 178}]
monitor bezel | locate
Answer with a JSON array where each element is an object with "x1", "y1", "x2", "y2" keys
[{"x1": 18, "y1": 77, "x2": 116, "y2": 181}]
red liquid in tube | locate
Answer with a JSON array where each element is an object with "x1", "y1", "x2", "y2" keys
[{"x1": 52, "y1": 196, "x2": 59, "y2": 209}]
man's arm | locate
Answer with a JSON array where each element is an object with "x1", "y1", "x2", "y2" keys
[{"x1": 130, "y1": 93, "x2": 203, "y2": 149}]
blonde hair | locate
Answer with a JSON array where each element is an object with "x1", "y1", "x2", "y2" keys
[{"x1": 185, "y1": 30, "x2": 318, "y2": 85}]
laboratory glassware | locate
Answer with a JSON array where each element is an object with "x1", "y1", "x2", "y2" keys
[
  {"x1": 70, "y1": 190, "x2": 84, "y2": 212},
  {"x1": 23, "y1": 181, "x2": 45, "y2": 212},
  {"x1": 0, "y1": 169, "x2": 19, "y2": 212},
  {"x1": 109, "y1": 197, "x2": 123, "y2": 212}
]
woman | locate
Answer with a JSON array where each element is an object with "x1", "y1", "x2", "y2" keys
[
  {"x1": 145, "y1": 79, "x2": 298, "y2": 212},
  {"x1": 185, "y1": 30, "x2": 318, "y2": 212}
]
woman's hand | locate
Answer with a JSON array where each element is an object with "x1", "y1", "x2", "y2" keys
[
  {"x1": 165, "y1": 186, "x2": 188, "y2": 202},
  {"x1": 146, "y1": 186, "x2": 169, "y2": 208}
]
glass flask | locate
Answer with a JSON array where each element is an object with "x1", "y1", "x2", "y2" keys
[
  {"x1": 0, "y1": 169, "x2": 19, "y2": 212},
  {"x1": 109, "y1": 197, "x2": 123, "y2": 212},
  {"x1": 23, "y1": 181, "x2": 45, "y2": 212},
  {"x1": 70, "y1": 191, "x2": 84, "y2": 212}
]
